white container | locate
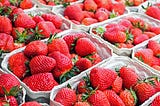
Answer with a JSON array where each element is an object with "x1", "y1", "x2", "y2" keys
[
  {"x1": 50, "y1": 56, "x2": 160, "y2": 106},
  {"x1": 90, "y1": 12, "x2": 160, "y2": 56},
  {"x1": 1, "y1": 29, "x2": 113, "y2": 102}
]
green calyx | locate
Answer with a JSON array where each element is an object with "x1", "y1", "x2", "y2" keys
[
  {"x1": 2, "y1": 86, "x2": 22, "y2": 97},
  {"x1": 0, "y1": 6, "x2": 12, "y2": 17},
  {"x1": 82, "y1": 87, "x2": 98, "y2": 101},
  {"x1": 9, "y1": 0, "x2": 21, "y2": 7},
  {"x1": 141, "y1": 2, "x2": 152, "y2": 10},
  {"x1": 47, "y1": 33, "x2": 61, "y2": 44},
  {"x1": 15, "y1": 29, "x2": 28, "y2": 43},
  {"x1": 129, "y1": 88, "x2": 138, "y2": 105},
  {"x1": 109, "y1": 10, "x2": 118, "y2": 19},
  {"x1": 125, "y1": 0, "x2": 134, "y2": 6},
  {"x1": 95, "y1": 26, "x2": 105, "y2": 37}
]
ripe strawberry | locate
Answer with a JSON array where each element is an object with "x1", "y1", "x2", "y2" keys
[
  {"x1": 37, "y1": 21, "x2": 56, "y2": 38},
  {"x1": 111, "y1": 76, "x2": 123, "y2": 94},
  {"x1": 24, "y1": 40, "x2": 48, "y2": 58},
  {"x1": 0, "y1": 74, "x2": 20, "y2": 95},
  {"x1": 148, "y1": 40, "x2": 160, "y2": 57},
  {"x1": 133, "y1": 0, "x2": 144, "y2": 6},
  {"x1": 95, "y1": 8, "x2": 109, "y2": 22},
  {"x1": 22, "y1": 101, "x2": 41, "y2": 106},
  {"x1": 81, "y1": 18, "x2": 98, "y2": 26},
  {"x1": 89, "y1": 53, "x2": 102, "y2": 65},
  {"x1": 75, "y1": 58, "x2": 92, "y2": 72},
  {"x1": 133, "y1": 34, "x2": 149, "y2": 45},
  {"x1": 143, "y1": 31, "x2": 156, "y2": 38},
  {"x1": 0, "y1": 33, "x2": 14, "y2": 52},
  {"x1": 118, "y1": 19, "x2": 133, "y2": 30},
  {"x1": 87, "y1": 90, "x2": 110, "y2": 106},
  {"x1": 119, "y1": 89, "x2": 137, "y2": 106},
  {"x1": 23, "y1": 73, "x2": 58, "y2": 91},
  {"x1": 47, "y1": 36, "x2": 70, "y2": 57},
  {"x1": 64, "y1": 4, "x2": 84, "y2": 22},
  {"x1": 110, "y1": 2, "x2": 125, "y2": 15},
  {"x1": 0, "y1": 16, "x2": 12, "y2": 34},
  {"x1": 104, "y1": 90, "x2": 125, "y2": 106},
  {"x1": 146, "y1": 77, "x2": 160, "y2": 93},
  {"x1": 94, "y1": 0, "x2": 112, "y2": 10},
  {"x1": 14, "y1": 13, "x2": 36, "y2": 29},
  {"x1": 32, "y1": 15, "x2": 44, "y2": 24},
  {"x1": 74, "y1": 102, "x2": 90, "y2": 106},
  {"x1": 20, "y1": 0, "x2": 33, "y2": 9},
  {"x1": 146, "y1": 6, "x2": 160, "y2": 20},
  {"x1": 130, "y1": 28, "x2": 142, "y2": 38},
  {"x1": 149, "y1": 26, "x2": 160, "y2": 35},
  {"x1": 42, "y1": 13, "x2": 63, "y2": 29},
  {"x1": 84, "y1": 0, "x2": 97, "y2": 12},
  {"x1": 75, "y1": 38, "x2": 96, "y2": 56},
  {"x1": 90, "y1": 67, "x2": 117, "y2": 90},
  {"x1": 49, "y1": 51, "x2": 73, "y2": 78},
  {"x1": 83, "y1": 11, "x2": 95, "y2": 18},
  {"x1": 134, "y1": 81, "x2": 156, "y2": 103},
  {"x1": 47, "y1": 1, "x2": 55, "y2": 6},
  {"x1": 119, "y1": 66, "x2": 139, "y2": 89},
  {"x1": 0, "y1": 96, "x2": 18, "y2": 106},
  {"x1": 77, "y1": 80, "x2": 89, "y2": 94},
  {"x1": 134, "y1": 48, "x2": 153, "y2": 66},
  {"x1": 8, "y1": 52, "x2": 28, "y2": 79},
  {"x1": 151, "y1": 95, "x2": 160, "y2": 106},
  {"x1": 54, "y1": 87, "x2": 77, "y2": 106},
  {"x1": 11, "y1": 27, "x2": 25, "y2": 39},
  {"x1": 151, "y1": 56, "x2": 160, "y2": 67}
]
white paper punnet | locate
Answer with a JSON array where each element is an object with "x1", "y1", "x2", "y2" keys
[
  {"x1": 50, "y1": 56, "x2": 160, "y2": 106},
  {"x1": 90, "y1": 12, "x2": 160, "y2": 56}
]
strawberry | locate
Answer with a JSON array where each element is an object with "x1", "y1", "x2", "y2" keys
[
  {"x1": 49, "y1": 51, "x2": 73, "y2": 78},
  {"x1": 81, "y1": 18, "x2": 98, "y2": 26},
  {"x1": 74, "y1": 102, "x2": 90, "y2": 106},
  {"x1": 64, "y1": 4, "x2": 84, "y2": 22},
  {"x1": 84, "y1": 0, "x2": 97, "y2": 12},
  {"x1": 75, "y1": 58, "x2": 92, "y2": 72},
  {"x1": 87, "y1": 90, "x2": 110, "y2": 106},
  {"x1": 11, "y1": 27, "x2": 25, "y2": 39},
  {"x1": 0, "y1": 74, "x2": 20, "y2": 95},
  {"x1": 130, "y1": 28, "x2": 142, "y2": 39},
  {"x1": 90, "y1": 67, "x2": 117, "y2": 90},
  {"x1": 110, "y1": 2, "x2": 125, "y2": 15},
  {"x1": 0, "y1": 96, "x2": 18, "y2": 106},
  {"x1": 48, "y1": 1, "x2": 55, "y2": 6},
  {"x1": 54, "y1": 87, "x2": 77, "y2": 106},
  {"x1": 152, "y1": 65, "x2": 160, "y2": 71},
  {"x1": 32, "y1": 15, "x2": 44, "y2": 24},
  {"x1": 20, "y1": 0, "x2": 33, "y2": 9},
  {"x1": 133, "y1": 0, "x2": 144, "y2": 6},
  {"x1": 23, "y1": 73, "x2": 58, "y2": 91},
  {"x1": 118, "y1": 19, "x2": 133, "y2": 30},
  {"x1": 104, "y1": 90, "x2": 125, "y2": 106},
  {"x1": 24, "y1": 40, "x2": 48, "y2": 58},
  {"x1": 119, "y1": 89, "x2": 137, "y2": 106},
  {"x1": 149, "y1": 26, "x2": 160, "y2": 35},
  {"x1": 0, "y1": 16, "x2": 12, "y2": 34},
  {"x1": 134, "y1": 81, "x2": 156, "y2": 103},
  {"x1": 119, "y1": 66, "x2": 139, "y2": 89},
  {"x1": 135, "y1": 48, "x2": 153, "y2": 66},
  {"x1": 37, "y1": 21, "x2": 56, "y2": 38},
  {"x1": 9, "y1": 8, "x2": 24, "y2": 20},
  {"x1": 111, "y1": 76, "x2": 123, "y2": 94},
  {"x1": 133, "y1": 34, "x2": 149, "y2": 45},
  {"x1": 0, "y1": 33, "x2": 14, "y2": 52},
  {"x1": 143, "y1": 31, "x2": 156, "y2": 38},
  {"x1": 94, "y1": 0, "x2": 112, "y2": 10},
  {"x1": 89, "y1": 53, "x2": 102, "y2": 65},
  {"x1": 75, "y1": 38, "x2": 96, "y2": 57},
  {"x1": 21, "y1": 101, "x2": 41, "y2": 106},
  {"x1": 146, "y1": 6, "x2": 160, "y2": 20},
  {"x1": 151, "y1": 95, "x2": 160, "y2": 106},
  {"x1": 42, "y1": 13, "x2": 63, "y2": 29},
  {"x1": 94, "y1": 8, "x2": 109, "y2": 22},
  {"x1": 83, "y1": 11, "x2": 95, "y2": 18},
  {"x1": 148, "y1": 40, "x2": 160, "y2": 57},
  {"x1": 29, "y1": 55, "x2": 56, "y2": 75},
  {"x1": 77, "y1": 80, "x2": 88, "y2": 94},
  {"x1": 151, "y1": 56, "x2": 160, "y2": 67},
  {"x1": 47, "y1": 36, "x2": 70, "y2": 57}
]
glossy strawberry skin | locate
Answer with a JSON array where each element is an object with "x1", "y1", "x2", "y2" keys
[
  {"x1": 32, "y1": 15, "x2": 44, "y2": 24},
  {"x1": 133, "y1": 34, "x2": 149, "y2": 45},
  {"x1": 0, "y1": 16, "x2": 12, "y2": 34},
  {"x1": 111, "y1": 76, "x2": 123, "y2": 94},
  {"x1": 54, "y1": 88, "x2": 77, "y2": 106},
  {"x1": 21, "y1": 101, "x2": 41, "y2": 106},
  {"x1": 146, "y1": 6, "x2": 160, "y2": 20},
  {"x1": 90, "y1": 67, "x2": 117, "y2": 90},
  {"x1": 148, "y1": 40, "x2": 160, "y2": 57},
  {"x1": 151, "y1": 95, "x2": 160, "y2": 106},
  {"x1": 74, "y1": 102, "x2": 90, "y2": 106},
  {"x1": 77, "y1": 80, "x2": 88, "y2": 94},
  {"x1": 84, "y1": 0, "x2": 97, "y2": 12},
  {"x1": 23, "y1": 73, "x2": 58, "y2": 91},
  {"x1": 20, "y1": 0, "x2": 33, "y2": 9}
]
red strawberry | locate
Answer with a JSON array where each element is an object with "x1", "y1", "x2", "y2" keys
[
  {"x1": 118, "y1": 19, "x2": 133, "y2": 29},
  {"x1": 151, "y1": 56, "x2": 160, "y2": 67},
  {"x1": 95, "y1": 8, "x2": 109, "y2": 22},
  {"x1": 47, "y1": 36, "x2": 70, "y2": 57},
  {"x1": 143, "y1": 31, "x2": 156, "y2": 38},
  {"x1": 74, "y1": 102, "x2": 90, "y2": 106},
  {"x1": 110, "y1": 2, "x2": 125, "y2": 15},
  {"x1": 0, "y1": 96, "x2": 18, "y2": 106},
  {"x1": 149, "y1": 26, "x2": 160, "y2": 35},
  {"x1": 111, "y1": 76, "x2": 123, "y2": 94},
  {"x1": 37, "y1": 21, "x2": 56, "y2": 38},
  {"x1": 24, "y1": 40, "x2": 48, "y2": 58},
  {"x1": 146, "y1": 6, "x2": 160, "y2": 20},
  {"x1": 134, "y1": 81, "x2": 156, "y2": 103},
  {"x1": 23, "y1": 73, "x2": 58, "y2": 91},
  {"x1": 0, "y1": 74, "x2": 20, "y2": 95},
  {"x1": 64, "y1": 4, "x2": 84, "y2": 22},
  {"x1": 29, "y1": 55, "x2": 56, "y2": 75},
  {"x1": 49, "y1": 51, "x2": 73, "y2": 78},
  {"x1": 0, "y1": 33, "x2": 14, "y2": 52},
  {"x1": 77, "y1": 80, "x2": 88, "y2": 94},
  {"x1": 0, "y1": 16, "x2": 12, "y2": 34},
  {"x1": 133, "y1": 0, "x2": 144, "y2": 6},
  {"x1": 90, "y1": 67, "x2": 117, "y2": 90},
  {"x1": 22, "y1": 101, "x2": 41, "y2": 106},
  {"x1": 32, "y1": 15, "x2": 44, "y2": 24},
  {"x1": 75, "y1": 38, "x2": 96, "y2": 56},
  {"x1": 148, "y1": 40, "x2": 160, "y2": 57},
  {"x1": 130, "y1": 28, "x2": 142, "y2": 38},
  {"x1": 134, "y1": 48, "x2": 153, "y2": 66},
  {"x1": 89, "y1": 53, "x2": 102, "y2": 65},
  {"x1": 81, "y1": 18, "x2": 98, "y2": 26},
  {"x1": 120, "y1": 66, "x2": 138, "y2": 89},
  {"x1": 75, "y1": 58, "x2": 92, "y2": 72},
  {"x1": 83, "y1": 11, "x2": 95, "y2": 18},
  {"x1": 11, "y1": 27, "x2": 25, "y2": 39},
  {"x1": 48, "y1": 1, "x2": 55, "y2": 6},
  {"x1": 54, "y1": 87, "x2": 77, "y2": 106},
  {"x1": 151, "y1": 95, "x2": 160, "y2": 106},
  {"x1": 94, "y1": 0, "x2": 112, "y2": 10},
  {"x1": 119, "y1": 89, "x2": 137, "y2": 106},
  {"x1": 20, "y1": 0, "x2": 33, "y2": 9},
  {"x1": 133, "y1": 34, "x2": 149, "y2": 45},
  {"x1": 42, "y1": 13, "x2": 63, "y2": 29},
  {"x1": 14, "y1": 13, "x2": 36, "y2": 29},
  {"x1": 104, "y1": 90, "x2": 125, "y2": 106},
  {"x1": 84, "y1": 0, "x2": 97, "y2": 12},
  {"x1": 88, "y1": 90, "x2": 110, "y2": 106}
]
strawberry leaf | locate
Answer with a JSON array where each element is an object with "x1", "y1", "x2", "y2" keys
[{"x1": 130, "y1": 88, "x2": 137, "y2": 105}]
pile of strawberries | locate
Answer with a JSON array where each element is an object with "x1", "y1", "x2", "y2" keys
[
  {"x1": 61, "y1": 0, "x2": 126, "y2": 26},
  {"x1": 54, "y1": 66, "x2": 160, "y2": 106},
  {"x1": 115, "y1": 0, "x2": 147, "y2": 6},
  {"x1": 92, "y1": 16, "x2": 160, "y2": 48},
  {"x1": 7, "y1": 32, "x2": 102, "y2": 91},
  {"x1": 135, "y1": 39, "x2": 160, "y2": 71}
]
